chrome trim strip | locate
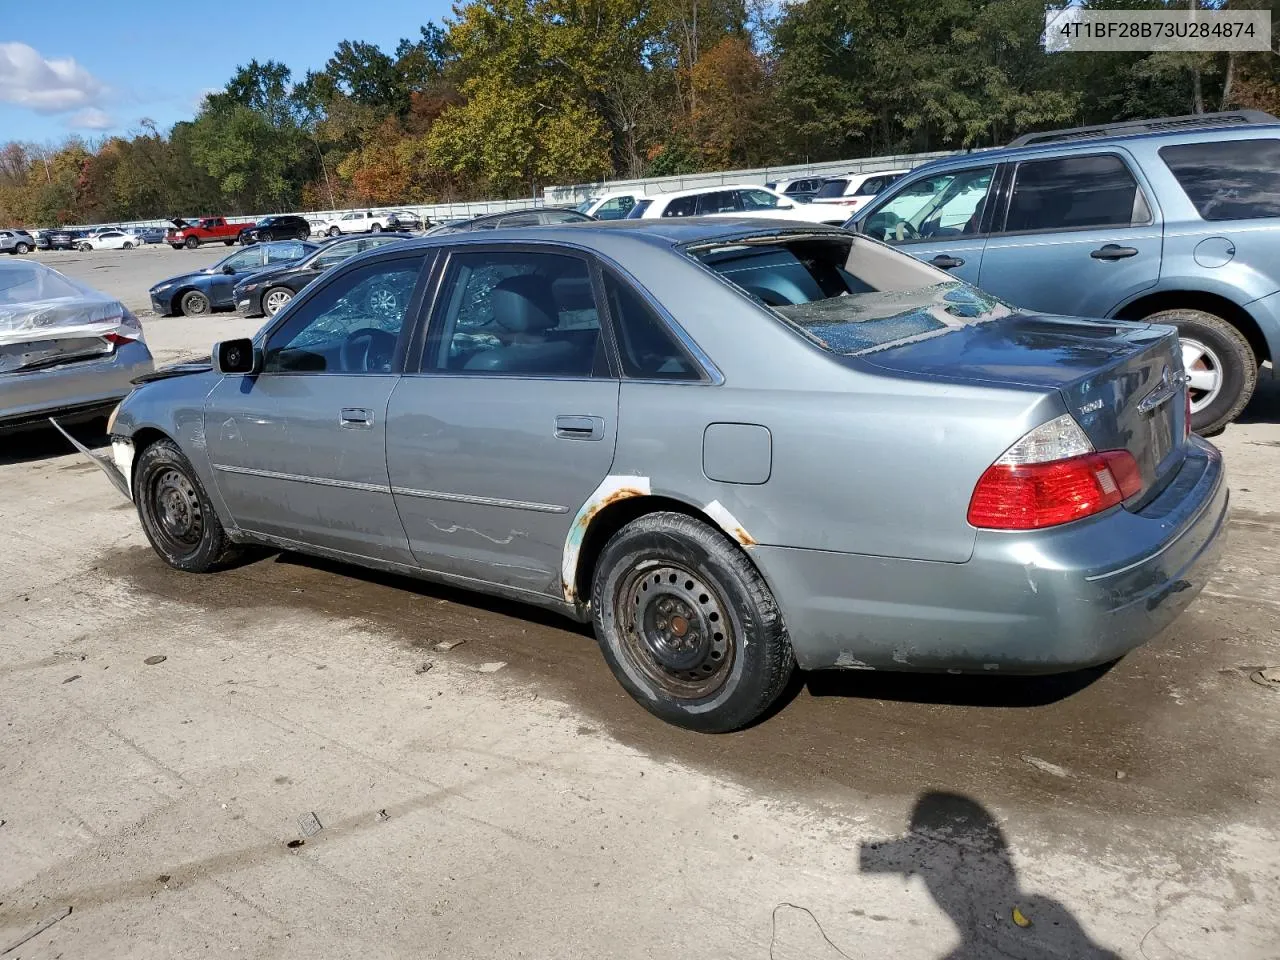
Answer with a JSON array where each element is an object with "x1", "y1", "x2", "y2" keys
[
  {"x1": 213, "y1": 462, "x2": 391, "y2": 494},
  {"x1": 390, "y1": 485, "x2": 568, "y2": 514}
]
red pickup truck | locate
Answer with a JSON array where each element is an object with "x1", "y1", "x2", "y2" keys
[{"x1": 166, "y1": 217, "x2": 242, "y2": 249}]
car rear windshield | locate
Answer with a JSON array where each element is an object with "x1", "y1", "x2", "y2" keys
[
  {"x1": 688, "y1": 233, "x2": 1011, "y2": 355},
  {"x1": 1159, "y1": 138, "x2": 1280, "y2": 221},
  {"x1": 815, "y1": 179, "x2": 849, "y2": 199}
]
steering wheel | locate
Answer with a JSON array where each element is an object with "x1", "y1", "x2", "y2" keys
[
  {"x1": 340, "y1": 327, "x2": 397, "y2": 372},
  {"x1": 892, "y1": 218, "x2": 919, "y2": 242}
]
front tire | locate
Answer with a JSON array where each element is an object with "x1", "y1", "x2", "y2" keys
[
  {"x1": 328, "y1": 226, "x2": 341, "y2": 237},
  {"x1": 135, "y1": 439, "x2": 239, "y2": 572},
  {"x1": 1146, "y1": 308, "x2": 1256, "y2": 435},
  {"x1": 184, "y1": 236, "x2": 200, "y2": 249},
  {"x1": 123, "y1": 241, "x2": 133, "y2": 249},
  {"x1": 180, "y1": 290, "x2": 211, "y2": 317},
  {"x1": 14, "y1": 242, "x2": 30, "y2": 254},
  {"x1": 223, "y1": 239, "x2": 234, "y2": 246},
  {"x1": 78, "y1": 242, "x2": 92, "y2": 252},
  {"x1": 591, "y1": 512, "x2": 794, "y2": 732},
  {"x1": 369, "y1": 223, "x2": 382, "y2": 233},
  {"x1": 263, "y1": 286, "x2": 293, "y2": 316}
]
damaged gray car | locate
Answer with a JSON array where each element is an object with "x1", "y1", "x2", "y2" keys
[
  {"x1": 61, "y1": 220, "x2": 1226, "y2": 731},
  {"x1": 2, "y1": 259, "x2": 153, "y2": 433}
]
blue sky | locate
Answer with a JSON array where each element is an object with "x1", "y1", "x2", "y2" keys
[{"x1": 0, "y1": 0, "x2": 452, "y2": 143}]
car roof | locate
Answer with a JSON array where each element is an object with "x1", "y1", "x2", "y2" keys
[
  {"x1": 904, "y1": 122, "x2": 1280, "y2": 177},
  {"x1": 651, "y1": 183, "x2": 769, "y2": 201},
  {"x1": 391, "y1": 217, "x2": 846, "y2": 253}
]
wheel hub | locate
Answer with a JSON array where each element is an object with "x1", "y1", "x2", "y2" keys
[
  {"x1": 154, "y1": 469, "x2": 202, "y2": 547},
  {"x1": 623, "y1": 564, "x2": 732, "y2": 691},
  {"x1": 1180, "y1": 336, "x2": 1223, "y2": 414}
]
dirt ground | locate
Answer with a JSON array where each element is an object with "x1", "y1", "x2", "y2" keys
[{"x1": 1, "y1": 249, "x2": 1277, "y2": 959}]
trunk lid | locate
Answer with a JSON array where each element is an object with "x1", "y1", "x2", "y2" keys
[
  {"x1": 862, "y1": 313, "x2": 1187, "y2": 497},
  {"x1": 1, "y1": 335, "x2": 116, "y2": 373}
]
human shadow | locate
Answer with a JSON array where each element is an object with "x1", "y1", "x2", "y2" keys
[{"x1": 860, "y1": 792, "x2": 1120, "y2": 959}]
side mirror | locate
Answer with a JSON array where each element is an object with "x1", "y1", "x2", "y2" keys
[
  {"x1": 221, "y1": 264, "x2": 236, "y2": 275},
  {"x1": 213, "y1": 338, "x2": 260, "y2": 375}
]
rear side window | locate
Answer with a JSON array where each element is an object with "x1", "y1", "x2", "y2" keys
[
  {"x1": 627, "y1": 198, "x2": 653, "y2": 218},
  {"x1": 662, "y1": 195, "x2": 699, "y2": 217},
  {"x1": 815, "y1": 179, "x2": 849, "y2": 199},
  {"x1": 603, "y1": 273, "x2": 701, "y2": 380},
  {"x1": 696, "y1": 191, "x2": 741, "y2": 215},
  {"x1": 1160, "y1": 139, "x2": 1280, "y2": 221},
  {"x1": 1004, "y1": 155, "x2": 1147, "y2": 232},
  {"x1": 854, "y1": 176, "x2": 886, "y2": 196}
]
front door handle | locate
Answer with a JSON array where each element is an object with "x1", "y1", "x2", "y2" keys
[
  {"x1": 929, "y1": 254, "x2": 965, "y2": 270},
  {"x1": 339, "y1": 407, "x2": 374, "y2": 429},
  {"x1": 555, "y1": 415, "x2": 605, "y2": 441},
  {"x1": 1090, "y1": 244, "x2": 1139, "y2": 261}
]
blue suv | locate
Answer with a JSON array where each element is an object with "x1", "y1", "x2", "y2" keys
[{"x1": 848, "y1": 112, "x2": 1280, "y2": 434}]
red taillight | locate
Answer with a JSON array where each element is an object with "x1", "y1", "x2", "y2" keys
[
  {"x1": 104, "y1": 332, "x2": 134, "y2": 346},
  {"x1": 968, "y1": 450, "x2": 1142, "y2": 530}
]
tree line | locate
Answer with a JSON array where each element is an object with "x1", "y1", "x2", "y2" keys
[{"x1": 1, "y1": 0, "x2": 1276, "y2": 227}]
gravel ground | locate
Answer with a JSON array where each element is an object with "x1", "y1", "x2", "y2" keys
[{"x1": 1, "y1": 248, "x2": 1277, "y2": 959}]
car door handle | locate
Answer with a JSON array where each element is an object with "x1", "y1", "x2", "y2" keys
[
  {"x1": 929, "y1": 254, "x2": 966, "y2": 270},
  {"x1": 339, "y1": 407, "x2": 374, "y2": 429},
  {"x1": 1090, "y1": 244, "x2": 1139, "y2": 261},
  {"x1": 554, "y1": 415, "x2": 605, "y2": 441}
]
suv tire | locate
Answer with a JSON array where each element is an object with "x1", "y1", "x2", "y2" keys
[
  {"x1": 591, "y1": 511, "x2": 794, "y2": 732},
  {"x1": 1146, "y1": 308, "x2": 1256, "y2": 435}
]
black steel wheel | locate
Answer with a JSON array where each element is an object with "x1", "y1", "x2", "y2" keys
[
  {"x1": 592, "y1": 511, "x2": 794, "y2": 732},
  {"x1": 135, "y1": 439, "x2": 239, "y2": 572},
  {"x1": 180, "y1": 290, "x2": 210, "y2": 317}
]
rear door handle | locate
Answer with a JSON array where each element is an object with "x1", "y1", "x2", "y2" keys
[
  {"x1": 929, "y1": 254, "x2": 965, "y2": 270},
  {"x1": 555, "y1": 415, "x2": 605, "y2": 441},
  {"x1": 1090, "y1": 244, "x2": 1139, "y2": 261},
  {"x1": 339, "y1": 407, "x2": 374, "y2": 429}
]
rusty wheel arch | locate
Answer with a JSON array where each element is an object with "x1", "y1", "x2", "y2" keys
[{"x1": 570, "y1": 494, "x2": 757, "y2": 617}]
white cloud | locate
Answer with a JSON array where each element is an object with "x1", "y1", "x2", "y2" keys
[
  {"x1": 0, "y1": 41, "x2": 105, "y2": 113},
  {"x1": 66, "y1": 107, "x2": 114, "y2": 130}
]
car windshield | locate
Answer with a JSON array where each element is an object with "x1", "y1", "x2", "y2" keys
[
  {"x1": 689, "y1": 232, "x2": 1011, "y2": 355},
  {"x1": 815, "y1": 179, "x2": 849, "y2": 199},
  {"x1": 574, "y1": 198, "x2": 597, "y2": 214}
]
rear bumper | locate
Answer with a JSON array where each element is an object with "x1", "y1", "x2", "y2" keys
[
  {"x1": 754, "y1": 437, "x2": 1227, "y2": 673},
  {"x1": 0, "y1": 340, "x2": 154, "y2": 432}
]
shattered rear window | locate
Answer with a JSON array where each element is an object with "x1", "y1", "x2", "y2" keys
[{"x1": 688, "y1": 232, "x2": 1011, "y2": 355}]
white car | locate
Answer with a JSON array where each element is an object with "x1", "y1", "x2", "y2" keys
[
  {"x1": 635, "y1": 183, "x2": 852, "y2": 225},
  {"x1": 321, "y1": 210, "x2": 390, "y2": 236},
  {"x1": 76, "y1": 230, "x2": 140, "y2": 251},
  {"x1": 575, "y1": 190, "x2": 647, "y2": 220},
  {"x1": 809, "y1": 170, "x2": 909, "y2": 215}
]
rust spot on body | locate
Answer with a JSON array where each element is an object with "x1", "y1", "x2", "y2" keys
[{"x1": 734, "y1": 527, "x2": 757, "y2": 547}]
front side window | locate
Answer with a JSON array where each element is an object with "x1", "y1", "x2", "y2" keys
[
  {"x1": 861, "y1": 167, "x2": 995, "y2": 244},
  {"x1": 740, "y1": 189, "x2": 782, "y2": 211},
  {"x1": 690, "y1": 233, "x2": 1010, "y2": 355},
  {"x1": 1160, "y1": 139, "x2": 1280, "y2": 221},
  {"x1": 662, "y1": 195, "x2": 699, "y2": 218},
  {"x1": 498, "y1": 213, "x2": 540, "y2": 228},
  {"x1": 223, "y1": 247, "x2": 266, "y2": 272},
  {"x1": 263, "y1": 255, "x2": 425, "y2": 373},
  {"x1": 1004, "y1": 155, "x2": 1146, "y2": 232},
  {"x1": 603, "y1": 273, "x2": 701, "y2": 380},
  {"x1": 428, "y1": 250, "x2": 601, "y2": 377},
  {"x1": 312, "y1": 240, "x2": 362, "y2": 269},
  {"x1": 595, "y1": 196, "x2": 636, "y2": 220}
]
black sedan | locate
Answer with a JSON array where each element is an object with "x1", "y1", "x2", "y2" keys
[
  {"x1": 150, "y1": 240, "x2": 317, "y2": 317},
  {"x1": 237, "y1": 215, "x2": 312, "y2": 245},
  {"x1": 232, "y1": 233, "x2": 408, "y2": 317},
  {"x1": 46, "y1": 229, "x2": 83, "y2": 251},
  {"x1": 425, "y1": 207, "x2": 593, "y2": 235}
]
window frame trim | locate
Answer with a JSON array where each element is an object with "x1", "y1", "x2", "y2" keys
[{"x1": 253, "y1": 247, "x2": 435, "y2": 377}]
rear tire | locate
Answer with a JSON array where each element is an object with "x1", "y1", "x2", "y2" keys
[
  {"x1": 135, "y1": 439, "x2": 239, "y2": 572},
  {"x1": 184, "y1": 235, "x2": 200, "y2": 249},
  {"x1": 370, "y1": 223, "x2": 382, "y2": 233},
  {"x1": 78, "y1": 242, "x2": 92, "y2": 252},
  {"x1": 123, "y1": 241, "x2": 133, "y2": 249},
  {"x1": 591, "y1": 511, "x2": 794, "y2": 732},
  {"x1": 223, "y1": 239, "x2": 234, "y2": 246},
  {"x1": 1146, "y1": 308, "x2": 1256, "y2": 435},
  {"x1": 180, "y1": 290, "x2": 211, "y2": 317}
]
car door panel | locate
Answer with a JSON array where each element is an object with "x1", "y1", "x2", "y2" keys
[
  {"x1": 977, "y1": 152, "x2": 1162, "y2": 318},
  {"x1": 386, "y1": 246, "x2": 619, "y2": 597},
  {"x1": 204, "y1": 251, "x2": 430, "y2": 562}
]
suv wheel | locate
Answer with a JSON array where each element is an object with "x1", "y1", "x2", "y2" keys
[
  {"x1": 591, "y1": 511, "x2": 794, "y2": 732},
  {"x1": 1146, "y1": 308, "x2": 1256, "y2": 435}
]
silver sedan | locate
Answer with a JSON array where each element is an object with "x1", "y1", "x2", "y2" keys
[{"x1": 66, "y1": 220, "x2": 1226, "y2": 731}]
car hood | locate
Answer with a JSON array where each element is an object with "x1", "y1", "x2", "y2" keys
[
  {"x1": 132, "y1": 358, "x2": 212, "y2": 384},
  {"x1": 152, "y1": 270, "x2": 215, "y2": 292}
]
